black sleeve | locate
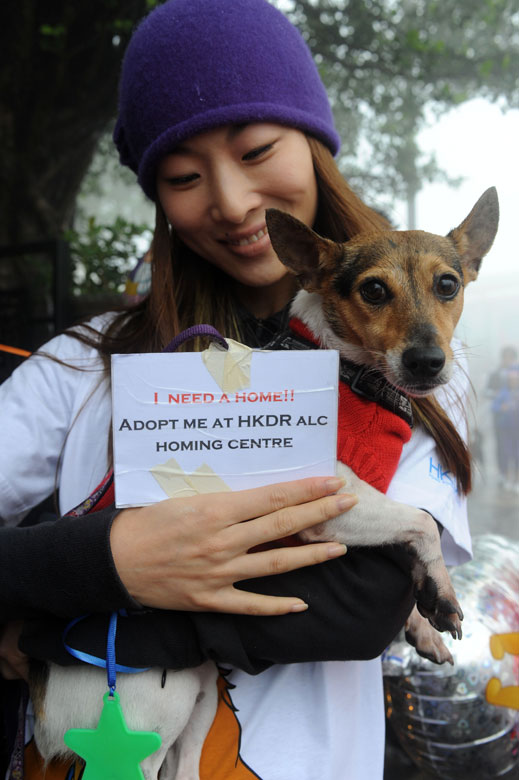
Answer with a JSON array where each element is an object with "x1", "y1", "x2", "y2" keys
[
  {"x1": 0, "y1": 508, "x2": 142, "y2": 621},
  {"x1": 20, "y1": 541, "x2": 414, "y2": 676}
]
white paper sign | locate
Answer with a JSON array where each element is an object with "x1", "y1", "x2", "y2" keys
[{"x1": 111, "y1": 345, "x2": 338, "y2": 507}]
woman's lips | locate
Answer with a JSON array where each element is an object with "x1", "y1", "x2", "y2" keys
[
  {"x1": 222, "y1": 225, "x2": 272, "y2": 257},
  {"x1": 226, "y1": 227, "x2": 268, "y2": 246}
]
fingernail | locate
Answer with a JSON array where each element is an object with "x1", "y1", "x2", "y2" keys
[
  {"x1": 327, "y1": 543, "x2": 347, "y2": 558},
  {"x1": 337, "y1": 494, "x2": 357, "y2": 511},
  {"x1": 290, "y1": 602, "x2": 309, "y2": 613},
  {"x1": 325, "y1": 477, "x2": 345, "y2": 491}
]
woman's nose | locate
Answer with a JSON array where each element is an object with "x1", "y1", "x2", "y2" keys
[{"x1": 209, "y1": 167, "x2": 262, "y2": 224}]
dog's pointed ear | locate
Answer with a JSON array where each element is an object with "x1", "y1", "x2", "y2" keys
[
  {"x1": 265, "y1": 208, "x2": 339, "y2": 292},
  {"x1": 447, "y1": 187, "x2": 499, "y2": 281}
]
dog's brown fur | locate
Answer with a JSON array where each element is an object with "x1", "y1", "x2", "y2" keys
[{"x1": 266, "y1": 188, "x2": 498, "y2": 398}]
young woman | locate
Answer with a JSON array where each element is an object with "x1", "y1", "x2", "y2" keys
[{"x1": 0, "y1": 1, "x2": 472, "y2": 777}]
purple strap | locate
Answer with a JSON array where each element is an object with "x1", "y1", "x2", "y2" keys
[
  {"x1": 162, "y1": 325, "x2": 228, "y2": 353},
  {"x1": 7, "y1": 685, "x2": 28, "y2": 780}
]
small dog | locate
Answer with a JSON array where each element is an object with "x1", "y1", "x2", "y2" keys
[
  {"x1": 31, "y1": 188, "x2": 499, "y2": 778},
  {"x1": 265, "y1": 186, "x2": 498, "y2": 662}
]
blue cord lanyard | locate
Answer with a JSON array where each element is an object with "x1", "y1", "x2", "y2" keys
[{"x1": 63, "y1": 611, "x2": 149, "y2": 695}]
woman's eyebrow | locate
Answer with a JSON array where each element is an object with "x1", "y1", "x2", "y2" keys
[
  {"x1": 168, "y1": 144, "x2": 192, "y2": 156},
  {"x1": 226, "y1": 124, "x2": 248, "y2": 141}
]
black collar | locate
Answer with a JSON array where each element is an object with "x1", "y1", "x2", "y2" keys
[
  {"x1": 236, "y1": 301, "x2": 292, "y2": 349},
  {"x1": 265, "y1": 329, "x2": 413, "y2": 428}
]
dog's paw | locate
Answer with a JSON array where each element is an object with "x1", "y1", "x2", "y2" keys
[
  {"x1": 405, "y1": 607, "x2": 454, "y2": 665},
  {"x1": 414, "y1": 575, "x2": 463, "y2": 640},
  {"x1": 298, "y1": 522, "x2": 328, "y2": 542}
]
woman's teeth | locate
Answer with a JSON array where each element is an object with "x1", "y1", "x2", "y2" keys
[{"x1": 229, "y1": 228, "x2": 267, "y2": 246}]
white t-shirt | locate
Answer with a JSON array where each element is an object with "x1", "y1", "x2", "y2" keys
[
  {"x1": 0, "y1": 318, "x2": 471, "y2": 779},
  {"x1": 230, "y1": 370, "x2": 471, "y2": 780}
]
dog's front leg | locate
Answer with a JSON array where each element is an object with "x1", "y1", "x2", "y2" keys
[{"x1": 298, "y1": 463, "x2": 463, "y2": 639}]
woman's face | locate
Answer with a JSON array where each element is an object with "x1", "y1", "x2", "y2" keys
[{"x1": 156, "y1": 123, "x2": 318, "y2": 315}]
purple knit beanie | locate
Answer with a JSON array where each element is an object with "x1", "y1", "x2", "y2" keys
[{"x1": 114, "y1": 0, "x2": 340, "y2": 200}]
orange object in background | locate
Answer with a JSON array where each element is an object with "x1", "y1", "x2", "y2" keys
[{"x1": 0, "y1": 344, "x2": 31, "y2": 357}]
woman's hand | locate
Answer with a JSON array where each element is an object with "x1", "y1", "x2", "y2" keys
[
  {"x1": 0, "y1": 620, "x2": 29, "y2": 681},
  {"x1": 110, "y1": 477, "x2": 356, "y2": 615}
]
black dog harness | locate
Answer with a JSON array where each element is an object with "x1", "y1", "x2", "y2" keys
[{"x1": 266, "y1": 324, "x2": 413, "y2": 428}]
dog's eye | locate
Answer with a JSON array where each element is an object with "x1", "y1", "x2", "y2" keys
[
  {"x1": 360, "y1": 280, "x2": 388, "y2": 304},
  {"x1": 436, "y1": 274, "x2": 460, "y2": 299}
]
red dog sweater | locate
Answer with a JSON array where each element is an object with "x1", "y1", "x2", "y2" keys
[{"x1": 289, "y1": 317, "x2": 412, "y2": 494}]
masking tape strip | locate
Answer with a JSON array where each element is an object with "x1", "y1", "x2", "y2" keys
[
  {"x1": 201, "y1": 338, "x2": 252, "y2": 393},
  {"x1": 150, "y1": 458, "x2": 231, "y2": 497}
]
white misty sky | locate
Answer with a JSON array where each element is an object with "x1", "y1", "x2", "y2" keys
[{"x1": 395, "y1": 97, "x2": 519, "y2": 282}]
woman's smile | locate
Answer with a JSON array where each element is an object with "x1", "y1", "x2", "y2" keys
[{"x1": 221, "y1": 223, "x2": 271, "y2": 256}]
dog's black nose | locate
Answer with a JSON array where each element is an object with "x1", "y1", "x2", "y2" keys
[{"x1": 402, "y1": 347, "x2": 445, "y2": 378}]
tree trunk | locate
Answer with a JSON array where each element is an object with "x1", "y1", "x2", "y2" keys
[
  {"x1": 406, "y1": 188, "x2": 417, "y2": 230},
  {"x1": 0, "y1": 0, "x2": 148, "y2": 246}
]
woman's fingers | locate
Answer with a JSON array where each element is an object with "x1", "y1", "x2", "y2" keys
[
  {"x1": 111, "y1": 476, "x2": 357, "y2": 613},
  {"x1": 178, "y1": 540, "x2": 348, "y2": 614},
  {"x1": 232, "y1": 540, "x2": 348, "y2": 582},
  {"x1": 198, "y1": 475, "x2": 347, "y2": 526},
  {"x1": 233, "y1": 491, "x2": 357, "y2": 550},
  {"x1": 201, "y1": 537, "x2": 345, "y2": 614},
  {"x1": 207, "y1": 587, "x2": 311, "y2": 616}
]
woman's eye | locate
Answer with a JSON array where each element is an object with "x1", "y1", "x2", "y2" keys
[
  {"x1": 165, "y1": 173, "x2": 200, "y2": 186},
  {"x1": 435, "y1": 274, "x2": 460, "y2": 299},
  {"x1": 242, "y1": 143, "x2": 274, "y2": 161},
  {"x1": 360, "y1": 280, "x2": 389, "y2": 304}
]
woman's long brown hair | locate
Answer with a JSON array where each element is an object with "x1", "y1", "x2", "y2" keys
[
  {"x1": 67, "y1": 135, "x2": 472, "y2": 494},
  {"x1": 307, "y1": 138, "x2": 471, "y2": 494}
]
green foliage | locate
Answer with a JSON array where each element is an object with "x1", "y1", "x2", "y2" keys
[
  {"x1": 6, "y1": 0, "x2": 516, "y2": 248},
  {"x1": 39, "y1": 24, "x2": 66, "y2": 37},
  {"x1": 65, "y1": 217, "x2": 152, "y2": 297},
  {"x1": 38, "y1": 23, "x2": 67, "y2": 52},
  {"x1": 79, "y1": 128, "x2": 138, "y2": 199},
  {"x1": 273, "y1": 0, "x2": 519, "y2": 211}
]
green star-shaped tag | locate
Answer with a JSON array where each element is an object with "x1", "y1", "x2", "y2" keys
[{"x1": 64, "y1": 691, "x2": 162, "y2": 780}]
